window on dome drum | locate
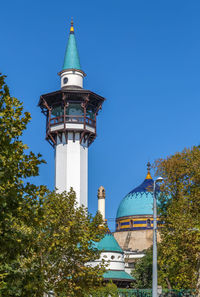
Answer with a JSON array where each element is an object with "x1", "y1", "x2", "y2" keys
[
  {"x1": 130, "y1": 220, "x2": 134, "y2": 229},
  {"x1": 63, "y1": 77, "x2": 68, "y2": 84},
  {"x1": 111, "y1": 255, "x2": 115, "y2": 260},
  {"x1": 147, "y1": 219, "x2": 151, "y2": 228}
]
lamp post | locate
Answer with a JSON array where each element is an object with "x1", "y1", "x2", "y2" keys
[{"x1": 152, "y1": 177, "x2": 163, "y2": 297}]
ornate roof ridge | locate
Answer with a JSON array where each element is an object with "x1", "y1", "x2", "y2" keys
[{"x1": 127, "y1": 178, "x2": 154, "y2": 195}]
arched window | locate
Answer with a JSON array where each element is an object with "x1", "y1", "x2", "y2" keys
[{"x1": 147, "y1": 219, "x2": 151, "y2": 228}]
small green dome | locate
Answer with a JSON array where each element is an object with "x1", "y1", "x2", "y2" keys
[{"x1": 94, "y1": 233, "x2": 123, "y2": 253}]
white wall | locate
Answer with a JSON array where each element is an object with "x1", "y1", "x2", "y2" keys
[
  {"x1": 89, "y1": 251, "x2": 125, "y2": 271},
  {"x1": 80, "y1": 140, "x2": 88, "y2": 208},
  {"x1": 55, "y1": 132, "x2": 88, "y2": 208},
  {"x1": 50, "y1": 124, "x2": 95, "y2": 133},
  {"x1": 60, "y1": 69, "x2": 84, "y2": 89},
  {"x1": 98, "y1": 198, "x2": 105, "y2": 220}
]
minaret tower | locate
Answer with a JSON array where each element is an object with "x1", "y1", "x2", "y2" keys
[
  {"x1": 38, "y1": 20, "x2": 105, "y2": 207},
  {"x1": 98, "y1": 186, "x2": 106, "y2": 221}
]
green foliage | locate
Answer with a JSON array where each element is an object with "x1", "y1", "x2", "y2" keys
[
  {"x1": 32, "y1": 190, "x2": 106, "y2": 297},
  {"x1": 131, "y1": 246, "x2": 167, "y2": 290},
  {"x1": 87, "y1": 282, "x2": 118, "y2": 297},
  {"x1": 131, "y1": 247, "x2": 153, "y2": 289},
  {"x1": 0, "y1": 73, "x2": 47, "y2": 295},
  {"x1": 155, "y1": 146, "x2": 200, "y2": 291},
  {"x1": 0, "y1": 74, "x2": 106, "y2": 296}
]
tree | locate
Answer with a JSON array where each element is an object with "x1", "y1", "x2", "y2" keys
[
  {"x1": 87, "y1": 282, "x2": 118, "y2": 297},
  {"x1": 0, "y1": 73, "x2": 47, "y2": 295},
  {"x1": 0, "y1": 74, "x2": 106, "y2": 296},
  {"x1": 131, "y1": 247, "x2": 153, "y2": 289},
  {"x1": 154, "y1": 146, "x2": 200, "y2": 291},
  {"x1": 27, "y1": 190, "x2": 106, "y2": 297}
]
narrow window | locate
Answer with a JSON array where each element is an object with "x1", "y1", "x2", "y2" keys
[
  {"x1": 147, "y1": 219, "x2": 151, "y2": 228},
  {"x1": 130, "y1": 220, "x2": 134, "y2": 229}
]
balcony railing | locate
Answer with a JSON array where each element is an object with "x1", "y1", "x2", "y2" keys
[{"x1": 50, "y1": 115, "x2": 96, "y2": 128}]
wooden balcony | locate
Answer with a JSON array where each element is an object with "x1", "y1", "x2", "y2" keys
[{"x1": 50, "y1": 115, "x2": 96, "y2": 128}]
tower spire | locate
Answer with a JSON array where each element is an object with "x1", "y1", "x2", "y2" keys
[
  {"x1": 59, "y1": 19, "x2": 86, "y2": 89},
  {"x1": 145, "y1": 162, "x2": 152, "y2": 179},
  {"x1": 62, "y1": 19, "x2": 81, "y2": 71}
]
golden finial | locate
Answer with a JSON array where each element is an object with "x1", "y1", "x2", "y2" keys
[
  {"x1": 145, "y1": 161, "x2": 152, "y2": 179},
  {"x1": 70, "y1": 17, "x2": 74, "y2": 33}
]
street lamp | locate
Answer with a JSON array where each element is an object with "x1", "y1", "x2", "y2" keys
[{"x1": 152, "y1": 177, "x2": 163, "y2": 297}]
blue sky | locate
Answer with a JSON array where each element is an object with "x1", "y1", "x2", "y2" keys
[{"x1": 1, "y1": 0, "x2": 200, "y2": 231}]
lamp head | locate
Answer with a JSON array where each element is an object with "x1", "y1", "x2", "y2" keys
[{"x1": 156, "y1": 176, "x2": 163, "y2": 183}]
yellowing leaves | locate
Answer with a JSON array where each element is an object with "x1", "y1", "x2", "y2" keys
[{"x1": 155, "y1": 146, "x2": 200, "y2": 290}]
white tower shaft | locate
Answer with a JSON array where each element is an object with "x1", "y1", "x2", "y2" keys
[
  {"x1": 98, "y1": 199, "x2": 105, "y2": 220},
  {"x1": 98, "y1": 186, "x2": 106, "y2": 221},
  {"x1": 55, "y1": 132, "x2": 88, "y2": 208}
]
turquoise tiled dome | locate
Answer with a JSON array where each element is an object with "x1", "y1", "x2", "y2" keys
[{"x1": 116, "y1": 171, "x2": 158, "y2": 219}]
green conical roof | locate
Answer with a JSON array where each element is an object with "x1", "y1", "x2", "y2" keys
[
  {"x1": 94, "y1": 233, "x2": 123, "y2": 253},
  {"x1": 103, "y1": 270, "x2": 134, "y2": 281},
  {"x1": 63, "y1": 20, "x2": 81, "y2": 70}
]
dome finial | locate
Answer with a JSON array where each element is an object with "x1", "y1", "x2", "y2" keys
[
  {"x1": 145, "y1": 161, "x2": 152, "y2": 179},
  {"x1": 70, "y1": 17, "x2": 74, "y2": 33}
]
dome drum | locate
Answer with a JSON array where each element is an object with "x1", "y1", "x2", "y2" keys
[{"x1": 116, "y1": 216, "x2": 154, "y2": 232}]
